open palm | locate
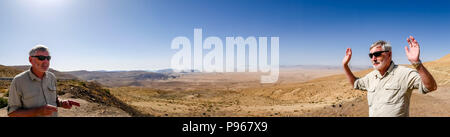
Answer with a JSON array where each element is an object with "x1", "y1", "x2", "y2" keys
[
  {"x1": 342, "y1": 48, "x2": 352, "y2": 65},
  {"x1": 405, "y1": 36, "x2": 420, "y2": 63}
]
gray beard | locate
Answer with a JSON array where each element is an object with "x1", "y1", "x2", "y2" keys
[{"x1": 372, "y1": 61, "x2": 384, "y2": 70}]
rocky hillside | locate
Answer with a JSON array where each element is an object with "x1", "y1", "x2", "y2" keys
[{"x1": 0, "y1": 65, "x2": 23, "y2": 78}]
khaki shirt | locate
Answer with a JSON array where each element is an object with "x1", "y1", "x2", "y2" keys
[
  {"x1": 7, "y1": 69, "x2": 58, "y2": 117},
  {"x1": 354, "y1": 61, "x2": 429, "y2": 117}
]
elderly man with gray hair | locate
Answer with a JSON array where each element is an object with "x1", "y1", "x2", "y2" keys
[
  {"x1": 7, "y1": 45, "x2": 80, "y2": 117},
  {"x1": 342, "y1": 36, "x2": 437, "y2": 117}
]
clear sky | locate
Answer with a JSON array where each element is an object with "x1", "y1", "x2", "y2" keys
[{"x1": 0, "y1": 0, "x2": 449, "y2": 71}]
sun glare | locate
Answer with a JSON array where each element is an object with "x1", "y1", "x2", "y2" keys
[
  {"x1": 34, "y1": 0, "x2": 66, "y2": 5},
  {"x1": 25, "y1": 0, "x2": 70, "y2": 8}
]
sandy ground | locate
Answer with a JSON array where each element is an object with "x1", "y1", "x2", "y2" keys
[
  {"x1": 111, "y1": 83, "x2": 450, "y2": 117},
  {"x1": 300, "y1": 86, "x2": 450, "y2": 117},
  {"x1": 109, "y1": 55, "x2": 450, "y2": 117},
  {"x1": 109, "y1": 68, "x2": 366, "y2": 117}
]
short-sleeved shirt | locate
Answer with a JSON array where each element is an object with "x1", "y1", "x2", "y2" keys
[
  {"x1": 354, "y1": 61, "x2": 429, "y2": 117},
  {"x1": 7, "y1": 69, "x2": 58, "y2": 117}
]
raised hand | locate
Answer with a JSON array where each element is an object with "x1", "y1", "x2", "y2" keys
[
  {"x1": 405, "y1": 36, "x2": 420, "y2": 63},
  {"x1": 342, "y1": 48, "x2": 352, "y2": 66},
  {"x1": 342, "y1": 48, "x2": 357, "y2": 86}
]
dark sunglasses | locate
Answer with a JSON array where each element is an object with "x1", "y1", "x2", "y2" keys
[
  {"x1": 368, "y1": 51, "x2": 388, "y2": 58},
  {"x1": 31, "y1": 56, "x2": 51, "y2": 61}
]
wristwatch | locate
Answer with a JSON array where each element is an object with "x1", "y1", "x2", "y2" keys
[{"x1": 411, "y1": 60, "x2": 422, "y2": 69}]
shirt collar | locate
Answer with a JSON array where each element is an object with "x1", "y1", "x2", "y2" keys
[
  {"x1": 28, "y1": 67, "x2": 48, "y2": 81},
  {"x1": 375, "y1": 61, "x2": 396, "y2": 79}
]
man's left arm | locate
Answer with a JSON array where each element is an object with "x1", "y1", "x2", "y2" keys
[
  {"x1": 405, "y1": 36, "x2": 437, "y2": 92},
  {"x1": 415, "y1": 63, "x2": 437, "y2": 91}
]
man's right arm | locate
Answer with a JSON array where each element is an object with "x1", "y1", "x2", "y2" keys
[{"x1": 342, "y1": 48, "x2": 357, "y2": 86}]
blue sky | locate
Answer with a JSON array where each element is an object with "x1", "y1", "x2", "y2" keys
[{"x1": 0, "y1": 0, "x2": 449, "y2": 71}]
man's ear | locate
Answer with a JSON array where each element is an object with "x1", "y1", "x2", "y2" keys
[{"x1": 29, "y1": 56, "x2": 32, "y2": 63}]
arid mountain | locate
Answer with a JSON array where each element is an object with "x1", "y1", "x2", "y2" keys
[
  {"x1": 65, "y1": 70, "x2": 178, "y2": 87},
  {"x1": 0, "y1": 65, "x2": 23, "y2": 78},
  {"x1": 58, "y1": 65, "x2": 360, "y2": 88},
  {"x1": 8, "y1": 65, "x2": 78, "y2": 80}
]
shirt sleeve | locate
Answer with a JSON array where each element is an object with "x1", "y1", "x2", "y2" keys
[
  {"x1": 7, "y1": 80, "x2": 23, "y2": 115},
  {"x1": 406, "y1": 69, "x2": 430, "y2": 94},
  {"x1": 354, "y1": 75, "x2": 369, "y2": 91}
]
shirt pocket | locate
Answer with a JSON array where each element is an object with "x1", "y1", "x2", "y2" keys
[
  {"x1": 47, "y1": 84, "x2": 58, "y2": 105},
  {"x1": 383, "y1": 84, "x2": 402, "y2": 104},
  {"x1": 48, "y1": 84, "x2": 57, "y2": 91}
]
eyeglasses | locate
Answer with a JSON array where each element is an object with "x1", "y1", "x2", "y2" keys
[
  {"x1": 31, "y1": 56, "x2": 51, "y2": 61},
  {"x1": 368, "y1": 51, "x2": 388, "y2": 58}
]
